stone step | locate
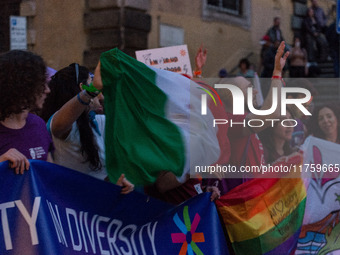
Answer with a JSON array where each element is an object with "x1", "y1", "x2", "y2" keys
[
  {"x1": 317, "y1": 59, "x2": 336, "y2": 78},
  {"x1": 317, "y1": 62, "x2": 334, "y2": 68},
  {"x1": 314, "y1": 94, "x2": 340, "y2": 100},
  {"x1": 317, "y1": 73, "x2": 336, "y2": 78},
  {"x1": 314, "y1": 86, "x2": 338, "y2": 94},
  {"x1": 314, "y1": 99, "x2": 339, "y2": 107},
  {"x1": 314, "y1": 95, "x2": 340, "y2": 104},
  {"x1": 319, "y1": 67, "x2": 335, "y2": 73},
  {"x1": 312, "y1": 79, "x2": 339, "y2": 103}
]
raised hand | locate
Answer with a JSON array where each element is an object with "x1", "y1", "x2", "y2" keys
[
  {"x1": 273, "y1": 41, "x2": 289, "y2": 76},
  {"x1": 194, "y1": 44, "x2": 207, "y2": 73},
  {"x1": 93, "y1": 61, "x2": 103, "y2": 91}
]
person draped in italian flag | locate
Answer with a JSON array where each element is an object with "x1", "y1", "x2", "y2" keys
[{"x1": 92, "y1": 48, "x2": 220, "y2": 187}]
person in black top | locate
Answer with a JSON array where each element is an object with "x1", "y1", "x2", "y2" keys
[{"x1": 302, "y1": 8, "x2": 328, "y2": 62}]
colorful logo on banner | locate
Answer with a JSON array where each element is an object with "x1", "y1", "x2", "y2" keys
[{"x1": 171, "y1": 206, "x2": 205, "y2": 255}]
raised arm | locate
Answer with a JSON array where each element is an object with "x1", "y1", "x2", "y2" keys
[
  {"x1": 193, "y1": 44, "x2": 207, "y2": 78},
  {"x1": 243, "y1": 41, "x2": 289, "y2": 135},
  {"x1": 51, "y1": 89, "x2": 95, "y2": 139}
]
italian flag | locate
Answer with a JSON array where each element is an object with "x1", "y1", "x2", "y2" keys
[{"x1": 100, "y1": 48, "x2": 220, "y2": 186}]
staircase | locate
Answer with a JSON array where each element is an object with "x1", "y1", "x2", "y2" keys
[
  {"x1": 317, "y1": 59, "x2": 336, "y2": 78},
  {"x1": 311, "y1": 77, "x2": 340, "y2": 107}
]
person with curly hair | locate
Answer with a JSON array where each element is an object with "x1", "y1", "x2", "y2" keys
[
  {"x1": 308, "y1": 103, "x2": 340, "y2": 144},
  {"x1": 0, "y1": 50, "x2": 53, "y2": 174}
]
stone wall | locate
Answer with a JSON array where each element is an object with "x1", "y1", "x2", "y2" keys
[
  {"x1": 18, "y1": 0, "x2": 150, "y2": 71},
  {"x1": 84, "y1": 0, "x2": 151, "y2": 70}
]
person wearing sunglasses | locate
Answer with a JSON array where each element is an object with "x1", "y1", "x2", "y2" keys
[{"x1": 0, "y1": 50, "x2": 54, "y2": 174}]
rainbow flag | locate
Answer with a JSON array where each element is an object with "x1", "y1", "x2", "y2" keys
[
  {"x1": 216, "y1": 177, "x2": 306, "y2": 254},
  {"x1": 99, "y1": 48, "x2": 220, "y2": 186}
]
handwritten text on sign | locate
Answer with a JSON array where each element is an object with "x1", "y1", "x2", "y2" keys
[{"x1": 136, "y1": 45, "x2": 193, "y2": 75}]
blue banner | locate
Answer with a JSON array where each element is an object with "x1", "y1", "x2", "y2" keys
[
  {"x1": 337, "y1": 0, "x2": 340, "y2": 34},
  {"x1": 0, "y1": 160, "x2": 229, "y2": 254}
]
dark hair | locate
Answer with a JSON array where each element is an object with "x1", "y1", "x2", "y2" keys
[
  {"x1": 293, "y1": 34, "x2": 302, "y2": 44},
  {"x1": 239, "y1": 58, "x2": 250, "y2": 69},
  {"x1": 308, "y1": 103, "x2": 340, "y2": 140},
  {"x1": 286, "y1": 78, "x2": 318, "y2": 98},
  {"x1": 0, "y1": 50, "x2": 46, "y2": 121},
  {"x1": 41, "y1": 63, "x2": 102, "y2": 170},
  {"x1": 259, "y1": 108, "x2": 294, "y2": 164},
  {"x1": 306, "y1": 7, "x2": 314, "y2": 16},
  {"x1": 219, "y1": 68, "x2": 228, "y2": 78}
]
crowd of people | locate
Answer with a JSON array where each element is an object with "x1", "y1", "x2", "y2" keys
[
  {"x1": 233, "y1": 0, "x2": 339, "y2": 79},
  {"x1": 0, "y1": 2, "x2": 339, "y2": 253},
  {"x1": 0, "y1": 50, "x2": 134, "y2": 194},
  {"x1": 1, "y1": 38, "x2": 338, "y2": 199}
]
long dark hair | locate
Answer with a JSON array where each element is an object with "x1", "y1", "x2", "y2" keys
[
  {"x1": 308, "y1": 103, "x2": 340, "y2": 141},
  {"x1": 41, "y1": 63, "x2": 102, "y2": 170},
  {"x1": 259, "y1": 108, "x2": 294, "y2": 164}
]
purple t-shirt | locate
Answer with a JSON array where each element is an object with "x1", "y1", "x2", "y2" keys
[{"x1": 0, "y1": 113, "x2": 53, "y2": 161}]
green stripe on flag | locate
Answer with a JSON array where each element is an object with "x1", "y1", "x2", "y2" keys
[
  {"x1": 231, "y1": 198, "x2": 306, "y2": 254},
  {"x1": 100, "y1": 48, "x2": 185, "y2": 186}
]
